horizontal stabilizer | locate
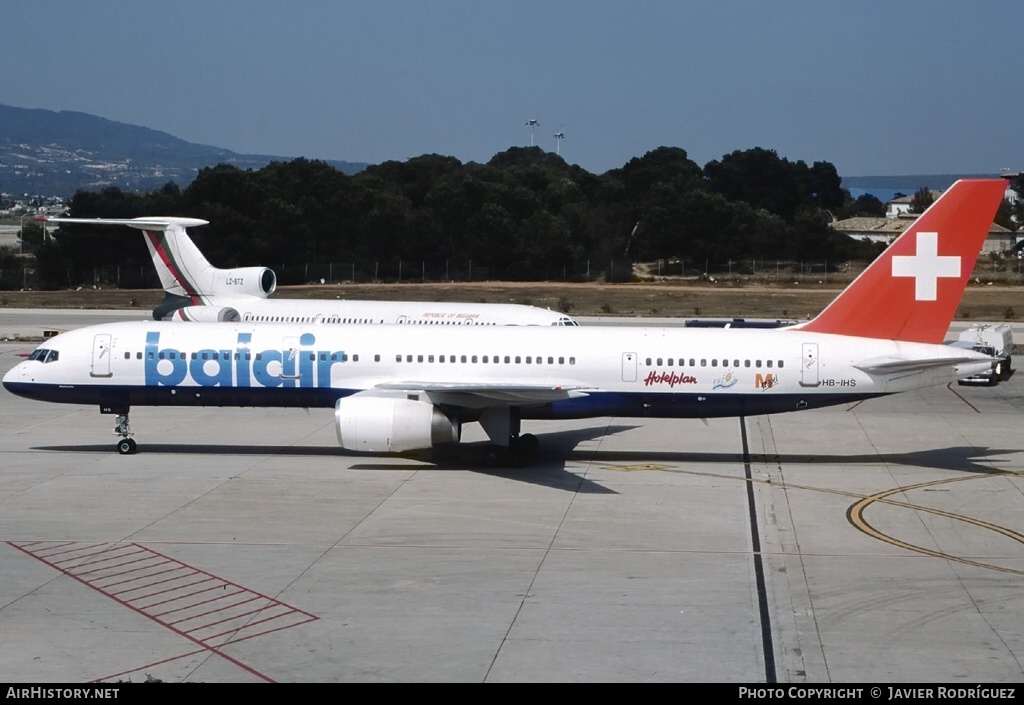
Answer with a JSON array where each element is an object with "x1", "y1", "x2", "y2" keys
[
  {"x1": 45, "y1": 217, "x2": 209, "y2": 231},
  {"x1": 853, "y1": 355, "x2": 990, "y2": 375}
]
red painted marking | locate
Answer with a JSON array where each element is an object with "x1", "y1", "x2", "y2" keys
[
  {"x1": 150, "y1": 586, "x2": 245, "y2": 616},
  {"x1": 128, "y1": 577, "x2": 217, "y2": 605},
  {"x1": 76, "y1": 554, "x2": 167, "y2": 577},
  {"x1": 62, "y1": 544, "x2": 143, "y2": 565},
  {"x1": 34, "y1": 541, "x2": 106, "y2": 558},
  {"x1": 108, "y1": 570, "x2": 203, "y2": 596},
  {"x1": 181, "y1": 598, "x2": 266, "y2": 631},
  {"x1": 171, "y1": 594, "x2": 260, "y2": 627},
  {"x1": 95, "y1": 563, "x2": 184, "y2": 588},
  {"x1": 8, "y1": 541, "x2": 319, "y2": 683},
  {"x1": 946, "y1": 382, "x2": 983, "y2": 413}
]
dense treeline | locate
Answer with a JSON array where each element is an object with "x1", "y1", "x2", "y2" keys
[{"x1": 21, "y1": 145, "x2": 965, "y2": 289}]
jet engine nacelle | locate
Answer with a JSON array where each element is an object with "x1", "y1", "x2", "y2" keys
[
  {"x1": 335, "y1": 396, "x2": 460, "y2": 452},
  {"x1": 213, "y1": 267, "x2": 277, "y2": 298},
  {"x1": 168, "y1": 306, "x2": 241, "y2": 323}
]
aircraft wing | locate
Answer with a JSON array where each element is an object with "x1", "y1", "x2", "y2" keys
[
  {"x1": 853, "y1": 355, "x2": 991, "y2": 375},
  {"x1": 372, "y1": 381, "x2": 593, "y2": 407}
]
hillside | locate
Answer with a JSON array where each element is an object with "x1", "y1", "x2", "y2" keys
[{"x1": 0, "y1": 103, "x2": 367, "y2": 197}]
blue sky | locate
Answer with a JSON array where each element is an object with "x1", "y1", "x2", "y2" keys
[{"x1": 4, "y1": 1, "x2": 1021, "y2": 177}]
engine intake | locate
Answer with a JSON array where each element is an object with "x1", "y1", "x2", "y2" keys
[
  {"x1": 168, "y1": 306, "x2": 241, "y2": 322},
  {"x1": 335, "y1": 397, "x2": 459, "y2": 452}
]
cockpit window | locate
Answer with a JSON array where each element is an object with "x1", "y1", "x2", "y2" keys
[{"x1": 27, "y1": 349, "x2": 59, "y2": 363}]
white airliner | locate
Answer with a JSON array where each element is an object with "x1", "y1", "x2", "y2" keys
[
  {"x1": 9, "y1": 179, "x2": 1006, "y2": 464},
  {"x1": 44, "y1": 216, "x2": 579, "y2": 327}
]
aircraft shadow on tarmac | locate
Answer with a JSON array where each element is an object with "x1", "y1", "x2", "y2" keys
[
  {"x1": 32, "y1": 423, "x2": 641, "y2": 494},
  {"x1": 577, "y1": 445, "x2": 1023, "y2": 475}
]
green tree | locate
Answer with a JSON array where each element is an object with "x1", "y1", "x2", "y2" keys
[
  {"x1": 909, "y1": 187, "x2": 935, "y2": 213},
  {"x1": 837, "y1": 193, "x2": 885, "y2": 219},
  {"x1": 703, "y1": 149, "x2": 844, "y2": 222}
]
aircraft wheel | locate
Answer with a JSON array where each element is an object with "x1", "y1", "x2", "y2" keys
[
  {"x1": 504, "y1": 435, "x2": 538, "y2": 468},
  {"x1": 518, "y1": 433, "x2": 539, "y2": 456},
  {"x1": 117, "y1": 438, "x2": 137, "y2": 455}
]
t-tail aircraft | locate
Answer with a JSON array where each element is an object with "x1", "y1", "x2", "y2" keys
[
  {"x1": 43, "y1": 216, "x2": 579, "y2": 327},
  {"x1": 8, "y1": 179, "x2": 1006, "y2": 464}
]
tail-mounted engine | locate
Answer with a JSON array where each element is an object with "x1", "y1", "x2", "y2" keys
[
  {"x1": 168, "y1": 306, "x2": 241, "y2": 322},
  {"x1": 214, "y1": 267, "x2": 277, "y2": 298}
]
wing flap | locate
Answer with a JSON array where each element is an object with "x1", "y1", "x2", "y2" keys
[{"x1": 373, "y1": 381, "x2": 593, "y2": 407}]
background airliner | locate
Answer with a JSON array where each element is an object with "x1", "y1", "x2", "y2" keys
[
  {"x1": 10, "y1": 179, "x2": 1006, "y2": 464},
  {"x1": 44, "y1": 216, "x2": 579, "y2": 327}
]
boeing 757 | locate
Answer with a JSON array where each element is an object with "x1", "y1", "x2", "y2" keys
[
  {"x1": 44, "y1": 216, "x2": 579, "y2": 327},
  {"x1": 8, "y1": 179, "x2": 1006, "y2": 464}
]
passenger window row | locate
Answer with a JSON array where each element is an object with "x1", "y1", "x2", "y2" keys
[
  {"x1": 395, "y1": 354, "x2": 576, "y2": 365},
  {"x1": 128, "y1": 351, "x2": 360, "y2": 362},
  {"x1": 125, "y1": 350, "x2": 576, "y2": 365},
  {"x1": 643, "y1": 356, "x2": 784, "y2": 369}
]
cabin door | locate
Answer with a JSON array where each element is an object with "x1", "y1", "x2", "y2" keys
[
  {"x1": 621, "y1": 352, "x2": 637, "y2": 382},
  {"x1": 91, "y1": 333, "x2": 113, "y2": 378},
  {"x1": 800, "y1": 343, "x2": 819, "y2": 387},
  {"x1": 281, "y1": 335, "x2": 304, "y2": 382}
]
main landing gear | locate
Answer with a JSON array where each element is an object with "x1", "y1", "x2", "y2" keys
[
  {"x1": 480, "y1": 407, "x2": 539, "y2": 467},
  {"x1": 113, "y1": 412, "x2": 137, "y2": 455},
  {"x1": 485, "y1": 433, "x2": 539, "y2": 468}
]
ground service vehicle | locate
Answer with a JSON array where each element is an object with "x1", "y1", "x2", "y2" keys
[{"x1": 955, "y1": 323, "x2": 1013, "y2": 385}]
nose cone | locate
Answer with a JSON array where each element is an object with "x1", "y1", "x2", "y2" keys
[{"x1": 2, "y1": 361, "x2": 21, "y2": 387}]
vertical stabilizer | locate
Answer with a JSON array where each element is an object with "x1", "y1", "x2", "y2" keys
[
  {"x1": 47, "y1": 217, "x2": 213, "y2": 302},
  {"x1": 795, "y1": 179, "x2": 1007, "y2": 343}
]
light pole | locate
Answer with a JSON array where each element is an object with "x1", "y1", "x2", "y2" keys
[
  {"x1": 553, "y1": 131, "x2": 565, "y2": 155},
  {"x1": 525, "y1": 119, "x2": 540, "y2": 146},
  {"x1": 19, "y1": 214, "x2": 26, "y2": 255}
]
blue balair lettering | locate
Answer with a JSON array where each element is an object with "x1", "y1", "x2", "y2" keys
[
  {"x1": 144, "y1": 331, "x2": 343, "y2": 388},
  {"x1": 254, "y1": 349, "x2": 284, "y2": 387}
]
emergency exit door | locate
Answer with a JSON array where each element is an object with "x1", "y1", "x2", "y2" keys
[
  {"x1": 800, "y1": 343, "x2": 819, "y2": 387},
  {"x1": 622, "y1": 352, "x2": 637, "y2": 382}
]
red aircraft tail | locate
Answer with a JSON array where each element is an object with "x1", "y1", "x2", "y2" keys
[{"x1": 795, "y1": 178, "x2": 1008, "y2": 343}]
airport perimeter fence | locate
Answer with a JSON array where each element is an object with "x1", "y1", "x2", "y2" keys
[
  {"x1": 5, "y1": 254, "x2": 1024, "y2": 291},
  {"x1": 0, "y1": 265, "x2": 162, "y2": 292}
]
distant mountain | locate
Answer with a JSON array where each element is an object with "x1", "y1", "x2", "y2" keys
[
  {"x1": 842, "y1": 173, "x2": 998, "y2": 193},
  {"x1": 0, "y1": 103, "x2": 367, "y2": 198},
  {"x1": 841, "y1": 174, "x2": 1007, "y2": 205}
]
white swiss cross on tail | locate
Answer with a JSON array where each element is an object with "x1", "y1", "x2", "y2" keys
[
  {"x1": 890, "y1": 232, "x2": 960, "y2": 301},
  {"x1": 795, "y1": 178, "x2": 1007, "y2": 344}
]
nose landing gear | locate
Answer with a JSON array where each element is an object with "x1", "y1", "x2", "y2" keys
[{"x1": 113, "y1": 413, "x2": 137, "y2": 454}]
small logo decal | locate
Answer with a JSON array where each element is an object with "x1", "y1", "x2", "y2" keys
[
  {"x1": 713, "y1": 370, "x2": 737, "y2": 390},
  {"x1": 643, "y1": 371, "x2": 697, "y2": 388}
]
